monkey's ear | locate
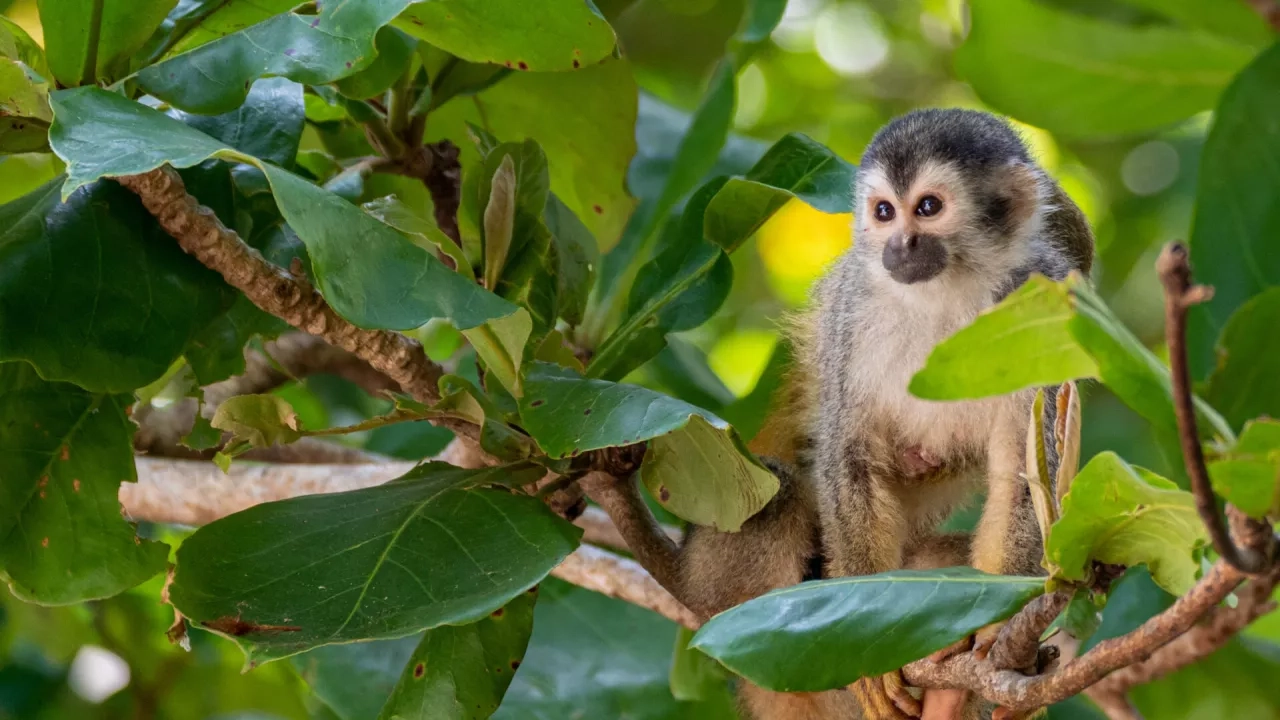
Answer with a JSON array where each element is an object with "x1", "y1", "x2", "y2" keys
[{"x1": 990, "y1": 159, "x2": 1045, "y2": 235}]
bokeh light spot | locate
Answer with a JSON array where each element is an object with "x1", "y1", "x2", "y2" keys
[
  {"x1": 757, "y1": 198, "x2": 852, "y2": 306},
  {"x1": 709, "y1": 329, "x2": 779, "y2": 398}
]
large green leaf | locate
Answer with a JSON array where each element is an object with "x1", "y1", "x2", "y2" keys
[
  {"x1": 1208, "y1": 419, "x2": 1280, "y2": 520},
  {"x1": 49, "y1": 87, "x2": 520, "y2": 334},
  {"x1": 955, "y1": 0, "x2": 1255, "y2": 138},
  {"x1": 334, "y1": 27, "x2": 416, "y2": 101},
  {"x1": 394, "y1": 0, "x2": 616, "y2": 72},
  {"x1": 0, "y1": 18, "x2": 51, "y2": 155},
  {"x1": 703, "y1": 133, "x2": 856, "y2": 253},
  {"x1": 378, "y1": 590, "x2": 536, "y2": 720},
  {"x1": 1207, "y1": 288, "x2": 1280, "y2": 430},
  {"x1": 0, "y1": 16, "x2": 49, "y2": 78},
  {"x1": 428, "y1": 57, "x2": 637, "y2": 250},
  {"x1": 587, "y1": 178, "x2": 732, "y2": 381},
  {"x1": 0, "y1": 364, "x2": 169, "y2": 605},
  {"x1": 493, "y1": 578, "x2": 738, "y2": 719},
  {"x1": 137, "y1": 0, "x2": 410, "y2": 114},
  {"x1": 1048, "y1": 452, "x2": 1207, "y2": 595},
  {"x1": 1120, "y1": 0, "x2": 1274, "y2": 48},
  {"x1": 911, "y1": 275, "x2": 1234, "y2": 468},
  {"x1": 1188, "y1": 44, "x2": 1280, "y2": 378},
  {"x1": 519, "y1": 362, "x2": 776, "y2": 531},
  {"x1": 167, "y1": 77, "x2": 306, "y2": 169},
  {"x1": 690, "y1": 568, "x2": 1045, "y2": 692},
  {"x1": 169, "y1": 462, "x2": 578, "y2": 664},
  {"x1": 0, "y1": 177, "x2": 235, "y2": 392},
  {"x1": 37, "y1": 0, "x2": 176, "y2": 86}
]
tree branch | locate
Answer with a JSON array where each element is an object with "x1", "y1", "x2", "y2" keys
[
  {"x1": 1156, "y1": 242, "x2": 1274, "y2": 573},
  {"x1": 115, "y1": 167, "x2": 477, "y2": 443},
  {"x1": 987, "y1": 591, "x2": 1072, "y2": 671},
  {"x1": 551, "y1": 544, "x2": 700, "y2": 630}
]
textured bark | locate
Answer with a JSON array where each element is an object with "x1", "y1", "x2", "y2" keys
[{"x1": 988, "y1": 591, "x2": 1072, "y2": 671}]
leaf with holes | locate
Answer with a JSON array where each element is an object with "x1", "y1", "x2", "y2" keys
[
  {"x1": 1048, "y1": 452, "x2": 1207, "y2": 595},
  {"x1": 0, "y1": 364, "x2": 169, "y2": 604},
  {"x1": 169, "y1": 461, "x2": 577, "y2": 663},
  {"x1": 378, "y1": 590, "x2": 536, "y2": 720},
  {"x1": 690, "y1": 568, "x2": 1045, "y2": 692}
]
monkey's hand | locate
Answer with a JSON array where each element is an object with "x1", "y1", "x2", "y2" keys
[
  {"x1": 901, "y1": 445, "x2": 943, "y2": 477},
  {"x1": 849, "y1": 671, "x2": 921, "y2": 719}
]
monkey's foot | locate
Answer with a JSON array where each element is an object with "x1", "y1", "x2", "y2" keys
[
  {"x1": 901, "y1": 445, "x2": 943, "y2": 477},
  {"x1": 850, "y1": 671, "x2": 920, "y2": 719}
]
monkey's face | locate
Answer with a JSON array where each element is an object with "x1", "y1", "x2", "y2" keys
[{"x1": 856, "y1": 158, "x2": 1041, "y2": 287}]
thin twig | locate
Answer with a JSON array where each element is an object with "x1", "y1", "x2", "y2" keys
[{"x1": 1156, "y1": 242, "x2": 1271, "y2": 573}]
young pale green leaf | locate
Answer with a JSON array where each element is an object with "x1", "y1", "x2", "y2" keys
[
  {"x1": 49, "y1": 87, "x2": 520, "y2": 335},
  {"x1": 909, "y1": 276, "x2": 1099, "y2": 400},
  {"x1": 293, "y1": 634, "x2": 420, "y2": 720},
  {"x1": 1188, "y1": 45, "x2": 1280, "y2": 378},
  {"x1": 334, "y1": 26, "x2": 416, "y2": 100},
  {"x1": 483, "y1": 154, "x2": 518, "y2": 291},
  {"x1": 494, "y1": 579, "x2": 738, "y2": 719},
  {"x1": 428, "y1": 58, "x2": 637, "y2": 249},
  {"x1": 588, "y1": 178, "x2": 733, "y2": 381},
  {"x1": 1207, "y1": 288, "x2": 1280, "y2": 431},
  {"x1": 1048, "y1": 452, "x2": 1207, "y2": 595},
  {"x1": 394, "y1": 0, "x2": 615, "y2": 72},
  {"x1": 956, "y1": 0, "x2": 1254, "y2": 138},
  {"x1": 1024, "y1": 390, "x2": 1056, "y2": 556},
  {"x1": 378, "y1": 590, "x2": 536, "y2": 720},
  {"x1": 703, "y1": 133, "x2": 855, "y2": 252},
  {"x1": 0, "y1": 177, "x2": 236, "y2": 392},
  {"x1": 0, "y1": 54, "x2": 50, "y2": 153},
  {"x1": 169, "y1": 461, "x2": 577, "y2": 664},
  {"x1": 690, "y1": 568, "x2": 1045, "y2": 692},
  {"x1": 1208, "y1": 419, "x2": 1280, "y2": 520},
  {"x1": 0, "y1": 17, "x2": 49, "y2": 78},
  {"x1": 210, "y1": 395, "x2": 302, "y2": 449},
  {"x1": 640, "y1": 415, "x2": 778, "y2": 532},
  {"x1": 462, "y1": 310, "x2": 534, "y2": 400},
  {"x1": 670, "y1": 626, "x2": 728, "y2": 702},
  {"x1": 0, "y1": 364, "x2": 169, "y2": 605},
  {"x1": 520, "y1": 363, "x2": 776, "y2": 530},
  {"x1": 137, "y1": 0, "x2": 411, "y2": 114},
  {"x1": 37, "y1": 0, "x2": 176, "y2": 86}
]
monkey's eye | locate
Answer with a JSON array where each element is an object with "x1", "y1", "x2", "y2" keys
[
  {"x1": 916, "y1": 195, "x2": 943, "y2": 217},
  {"x1": 874, "y1": 201, "x2": 895, "y2": 222}
]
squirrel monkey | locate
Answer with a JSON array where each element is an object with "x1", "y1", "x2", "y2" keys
[{"x1": 584, "y1": 108, "x2": 1094, "y2": 720}]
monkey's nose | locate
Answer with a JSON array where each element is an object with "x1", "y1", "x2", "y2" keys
[{"x1": 902, "y1": 234, "x2": 919, "y2": 250}]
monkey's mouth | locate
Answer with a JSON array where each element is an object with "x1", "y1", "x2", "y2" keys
[{"x1": 882, "y1": 234, "x2": 948, "y2": 284}]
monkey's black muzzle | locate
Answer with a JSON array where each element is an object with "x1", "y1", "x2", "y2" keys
[{"x1": 882, "y1": 233, "x2": 947, "y2": 284}]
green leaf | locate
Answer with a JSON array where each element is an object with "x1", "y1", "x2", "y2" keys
[
  {"x1": 428, "y1": 57, "x2": 637, "y2": 250},
  {"x1": 1119, "y1": 0, "x2": 1274, "y2": 47},
  {"x1": 1131, "y1": 637, "x2": 1280, "y2": 720},
  {"x1": 363, "y1": 194, "x2": 473, "y2": 280},
  {"x1": 543, "y1": 194, "x2": 596, "y2": 327},
  {"x1": 0, "y1": 57, "x2": 50, "y2": 154},
  {"x1": 703, "y1": 133, "x2": 856, "y2": 252},
  {"x1": 1048, "y1": 452, "x2": 1207, "y2": 595},
  {"x1": 378, "y1": 590, "x2": 536, "y2": 720},
  {"x1": 0, "y1": 16, "x2": 50, "y2": 79},
  {"x1": 910, "y1": 277, "x2": 1099, "y2": 400},
  {"x1": 334, "y1": 26, "x2": 416, "y2": 100},
  {"x1": 483, "y1": 154, "x2": 518, "y2": 290},
  {"x1": 49, "y1": 87, "x2": 521, "y2": 335},
  {"x1": 0, "y1": 177, "x2": 235, "y2": 392},
  {"x1": 494, "y1": 578, "x2": 738, "y2": 719},
  {"x1": 955, "y1": 0, "x2": 1255, "y2": 138},
  {"x1": 670, "y1": 626, "x2": 726, "y2": 702},
  {"x1": 462, "y1": 310, "x2": 533, "y2": 400},
  {"x1": 169, "y1": 461, "x2": 578, "y2": 664},
  {"x1": 910, "y1": 275, "x2": 1234, "y2": 468},
  {"x1": 394, "y1": 0, "x2": 616, "y2": 72},
  {"x1": 1207, "y1": 288, "x2": 1280, "y2": 430},
  {"x1": 37, "y1": 0, "x2": 177, "y2": 86},
  {"x1": 639, "y1": 415, "x2": 778, "y2": 532},
  {"x1": 293, "y1": 635, "x2": 420, "y2": 720},
  {"x1": 690, "y1": 568, "x2": 1045, "y2": 692},
  {"x1": 1208, "y1": 419, "x2": 1280, "y2": 520},
  {"x1": 210, "y1": 394, "x2": 302, "y2": 449},
  {"x1": 422, "y1": 54, "x2": 511, "y2": 113},
  {"x1": 167, "y1": 77, "x2": 306, "y2": 169},
  {"x1": 1186, "y1": 45, "x2": 1280, "y2": 373},
  {"x1": 519, "y1": 362, "x2": 775, "y2": 530},
  {"x1": 137, "y1": 0, "x2": 412, "y2": 114},
  {"x1": 588, "y1": 178, "x2": 733, "y2": 381},
  {"x1": 0, "y1": 363, "x2": 169, "y2": 604}
]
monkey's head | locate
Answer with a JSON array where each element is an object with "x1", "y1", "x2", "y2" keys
[{"x1": 853, "y1": 108, "x2": 1050, "y2": 288}]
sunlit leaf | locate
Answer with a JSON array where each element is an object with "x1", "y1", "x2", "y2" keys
[{"x1": 1208, "y1": 419, "x2": 1280, "y2": 520}]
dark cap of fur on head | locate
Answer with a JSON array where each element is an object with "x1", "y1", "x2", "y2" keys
[{"x1": 860, "y1": 108, "x2": 1032, "y2": 196}]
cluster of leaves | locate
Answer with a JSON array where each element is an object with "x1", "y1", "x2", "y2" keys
[{"x1": 1, "y1": 1, "x2": 1278, "y2": 718}]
